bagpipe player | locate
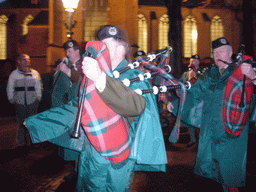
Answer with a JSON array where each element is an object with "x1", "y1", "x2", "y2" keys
[{"x1": 167, "y1": 37, "x2": 256, "y2": 192}]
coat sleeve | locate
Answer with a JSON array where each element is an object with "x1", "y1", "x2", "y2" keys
[
  {"x1": 34, "y1": 70, "x2": 43, "y2": 101},
  {"x1": 24, "y1": 98, "x2": 79, "y2": 143},
  {"x1": 171, "y1": 72, "x2": 208, "y2": 129},
  {"x1": 6, "y1": 71, "x2": 15, "y2": 104},
  {"x1": 96, "y1": 75, "x2": 146, "y2": 117}
]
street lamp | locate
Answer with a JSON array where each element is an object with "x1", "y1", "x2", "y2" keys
[{"x1": 62, "y1": 0, "x2": 80, "y2": 39}]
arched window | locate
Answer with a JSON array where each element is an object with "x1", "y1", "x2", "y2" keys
[
  {"x1": 138, "y1": 14, "x2": 147, "y2": 54},
  {"x1": 210, "y1": 15, "x2": 223, "y2": 57},
  {"x1": 183, "y1": 15, "x2": 198, "y2": 58},
  {"x1": 0, "y1": 15, "x2": 8, "y2": 60},
  {"x1": 22, "y1": 15, "x2": 34, "y2": 35},
  {"x1": 84, "y1": 0, "x2": 108, "y2": 41},
  {"x1": 158, "y1": 14, "x2": 169, "y2": 49}
]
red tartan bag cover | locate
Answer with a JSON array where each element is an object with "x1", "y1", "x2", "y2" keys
[
  {"x1": 80, "y1": 41, "x2": 131, "y2": 163},
  {"x1": 223, "y1": 55, "x2": 254, "y2": 136}
]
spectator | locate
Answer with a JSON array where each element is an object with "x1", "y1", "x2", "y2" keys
[{"x1": 7, "y1": 54, "x2": 42, "y2": 148}]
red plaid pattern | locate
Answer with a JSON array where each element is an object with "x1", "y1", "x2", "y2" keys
[
  {"x1": 157, "y1": 54, "x2": 169, "y2": 103},
  {"x1": 229, "y1": 187, "x2": 239, "y2": 192},
  {"x1": 223, "y1": 55, "x2": 254, "y2": 136},
  {"x1": 140, "y1": 58, "x2": 187, "y2": 143},
  {"x1": 80, "y1": 41, "x2": 131, "y2": 163}
]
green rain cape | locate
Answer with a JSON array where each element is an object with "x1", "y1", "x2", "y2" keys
[
  {"x1": 25, "y1": 59, "x2": 167, "y2": 172},
  {"x1": 171, "y1": 64, "x2": 255, "y2": 187}
]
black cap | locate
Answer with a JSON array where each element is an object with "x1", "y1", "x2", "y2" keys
[
  {"x1": 212, "y1": 37, "x2": 230, "y2": 50},
  {"x1": 97, "y1": 25, "x2": 128, "y2": 42},
  {"x1": 63, "y1": 40, "x2": 80, "y2": 50},
  {"x1": 191, "y1": 54, "x2": 200, "y2": 60},
  {"x1": 133, "y1": 50, "x2": 146, "y2": 58}
]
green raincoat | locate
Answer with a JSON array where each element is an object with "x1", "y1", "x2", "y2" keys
[
  {"x1": 51, "y1": 59, "x2": 83, "y2": 161},
  {"x1": 172, "y1": 64, "x2": 255, "y2": 187},
  {"x1": 51, "y1": 60, "x2": 82, "y2": 108},
  {"x1": 25, "y1": 59, "x2": 167, "y2": 191}
]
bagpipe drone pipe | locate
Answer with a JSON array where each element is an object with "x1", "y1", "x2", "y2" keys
[{"x1": 112, "y1": 46, "x2": 191, "y2": 143}]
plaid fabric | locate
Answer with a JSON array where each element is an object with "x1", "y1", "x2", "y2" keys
[
  {"x1": 140, "y1": 59, "x2": 187, "y2": 143},
  {"x1": 80, "y1": 41, "x2": 131, "y2": 163},
  {"x1": 223, "y1": 55, "x2": 254, "y2": 136},
  {"x1": 137, "y1": 65, "x2": 147, "y2": 73},
  {"x1": 229, "y1": 187, "x2": 239, "y2": 192},
  {"x1": 157, "y1": 54, "x2": 169, "y2": 103}
]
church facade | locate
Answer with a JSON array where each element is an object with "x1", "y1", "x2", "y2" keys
[{"x1": 0, "y1": 0, "x2": 245, "y2": 74}]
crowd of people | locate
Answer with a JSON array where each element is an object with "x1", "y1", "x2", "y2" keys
[{"x1": 6, "y1": 24, "x2": 256, "y2": 192}]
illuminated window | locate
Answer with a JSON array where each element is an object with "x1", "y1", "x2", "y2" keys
[
  {"x1": 158, "y1": 14, "x2": 169, "y2": 49},
  {"x1": 84, "y1": 0, "x2": 107, "y2": 41},
  {"x1": 210, "y1": 15, "x2": 223, "y2": 57},
  {"x1": 22, "y1": 15, "x2": 34, "y2": 35},
  {"x1": 184, "y1": 15, "x2": 198, "y2": 58},
  {"x1": 0, "y1": 15, "x2": 8, "y2": 60},
  {"x1": 138, "y1": 14, "x2": 148, "y2": 54}
]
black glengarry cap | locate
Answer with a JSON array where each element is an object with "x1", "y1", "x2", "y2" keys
[
  {"x1": 212, "y1": 37, "x2": 230, "y2": 50},
  {"x1": 97, "y1": 25, "x2": 128, "y2": 42}
]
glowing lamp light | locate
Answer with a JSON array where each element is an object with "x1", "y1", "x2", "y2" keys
[
  {"x1": 62, "y1": 0, "x2": 80, "y2": 39},
  {"x1": 62, "y1": 0, "x2": 80, "y2": 12}
]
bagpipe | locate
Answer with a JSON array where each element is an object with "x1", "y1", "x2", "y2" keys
[
  {"x1": 113, "y1": 46, "x2": 191, "y2": 92},
  {"x1": 134, "y1": 82, "x2": 191, "y2": 95},
  {"x1": 111, "y1": 46, "x2": 190, "y2": 143},
  {"x1": 72, "y1": 43, "x2": 190, "y2": 144},
  {"x1": 71, "y1": 55, "x2": 90, "y2": 138},
  {"x1": 222, "y1": 44, "x2": 255, "y2": 136},
  {"x1": 187, "y1": 64, "x2": 205, "y2": 85},
  {"x1": 122, "y1": 65, "x2": 172, "y2": 87},
  {"x1": 72, "y1": 41, "x2": 132, "y2": 163}
]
